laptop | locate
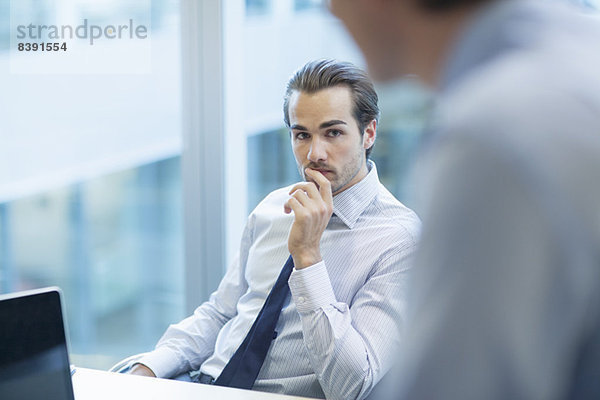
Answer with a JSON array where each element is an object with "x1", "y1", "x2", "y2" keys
[{"x1": 0, "y1": 287, "x2": 75, "y2": 400}]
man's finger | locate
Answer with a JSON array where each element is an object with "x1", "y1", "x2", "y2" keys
[
  {"x1": 289, "y1": 188, "x2": 311, "y2": 207},
  {"x1": 289, "y1": 181, "x2": 320, "y2": 199},
  {"x1": 305, "y1": 168, "x2": 333, "y2": 204},
  {"x1": 284, "y1": 196, "x2": 305, "y2": 216}
]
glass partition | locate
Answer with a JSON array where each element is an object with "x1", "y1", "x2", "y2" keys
[{"x1": 0, "y1": 0, "x2": 183, "y2": 370}]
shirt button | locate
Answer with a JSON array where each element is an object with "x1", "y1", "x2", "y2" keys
[{"x1": 297, "y1": 296, "x2": 305, "y2": 304}]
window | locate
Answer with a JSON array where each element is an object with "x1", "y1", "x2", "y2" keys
[
  {"x1": 1, "y1": 0, "x2": 432, "y2": 371},
  {"x1": 246, "y1": 0, "x2": 272, "y2": 16},
  {"x1": 294, "y1": 0, "x2": 324, "y2": 12},
  {"x1": 0, "y1": 0, "x2": 183, "y2": 369}
]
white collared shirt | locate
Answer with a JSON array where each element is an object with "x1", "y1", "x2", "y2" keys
[{"x1": 139, "y1": 162, "x2": 420, "y2": 400}]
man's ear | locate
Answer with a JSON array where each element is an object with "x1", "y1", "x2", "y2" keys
[{"x1": 363, "y1": 119, "x2": 377, "y2": 150}]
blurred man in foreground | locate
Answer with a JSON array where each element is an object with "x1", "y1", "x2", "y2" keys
[{"x1": 330, "y1": 0, "x2": 600, "y2": 398}]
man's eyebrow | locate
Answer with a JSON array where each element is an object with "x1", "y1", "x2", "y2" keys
[
  {"x1": 290, "y1": 120, "x2": 347, "y2": 131},
  {"x1": 319, "y1": 120, "x2": 347, "y2": 129}
]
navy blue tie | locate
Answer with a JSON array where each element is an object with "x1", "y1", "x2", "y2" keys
[{"x1": 214, "y1": 255, "x2": 295, "y2": 390}]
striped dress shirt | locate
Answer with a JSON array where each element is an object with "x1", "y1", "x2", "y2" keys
[{"x1": 139, "y1": 161, "x2": 420, "y2": 399}]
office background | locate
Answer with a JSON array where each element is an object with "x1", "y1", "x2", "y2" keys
[{"x1": 0, "y1": 0, "x2": 428, "y2": 370}]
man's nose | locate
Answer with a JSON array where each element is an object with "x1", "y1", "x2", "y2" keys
[{"x1": 308, "y1": 137, "x2": 327, "y2": 162}]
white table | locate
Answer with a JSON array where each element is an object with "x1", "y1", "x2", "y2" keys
[{"x1": 72, "y1": 368, "x2": 316, "y2": 400}]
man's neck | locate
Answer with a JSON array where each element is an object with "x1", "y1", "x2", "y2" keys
[
  {"x1": 414, "y1": 7, "x2": 479, "y2": 87},
  {"x1": 384, "y1": 3, "x2": 480, "y2": 88}
]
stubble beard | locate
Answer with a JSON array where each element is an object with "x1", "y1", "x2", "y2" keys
[{"x1": 299, "y1": 150, "x2": 365, "y2": 195}]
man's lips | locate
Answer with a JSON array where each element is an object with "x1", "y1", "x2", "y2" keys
[{"x1": 312, "y1": 169, "x2": 332, "y2": 176}]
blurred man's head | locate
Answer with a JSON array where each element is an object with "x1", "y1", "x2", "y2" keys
[{"x1": 328, "y1": 0, "x2": 487, "y2": 85}]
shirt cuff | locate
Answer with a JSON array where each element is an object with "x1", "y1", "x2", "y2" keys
[
  {"x1": 136, "y1": 346, "x2": 183, "y2": 379},
  {"x1": 288, "y1": 261, "x2": 337, "y2": 314}
]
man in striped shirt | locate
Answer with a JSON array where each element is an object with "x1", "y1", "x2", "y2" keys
[{"x1": 130, "y1": 59, "x2": 420, "y2": 400}]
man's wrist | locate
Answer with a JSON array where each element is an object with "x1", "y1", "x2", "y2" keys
[{"x1": 292, "y1": 249, "x2": 322, "y2": 269}]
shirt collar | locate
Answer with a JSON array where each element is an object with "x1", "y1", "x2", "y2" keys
[{"x1": 332, "y1": 160, "x2": 379, "y2": 229}]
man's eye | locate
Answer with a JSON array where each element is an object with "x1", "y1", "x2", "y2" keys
[
  {"x1": 327, "y1": 129, "x2": 342, "y2": 137},
  {"x1": 296, "y1": 132, "x2": 309, "y2": 140}
]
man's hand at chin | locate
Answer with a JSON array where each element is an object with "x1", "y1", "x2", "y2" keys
[
  {"x1": 128, "y1": 363, "x2": 157, "y2": 378},
  {"x1": 284, "y1": 168, "x2": 334, "y2": 269}
]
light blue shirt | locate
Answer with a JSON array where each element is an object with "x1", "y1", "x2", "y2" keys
[
  {"x1": 139, "y1": 161, "x2": 420, "y2": 400},
  {"x1": 384, "y1": 1, "x2": 600, "y2": 399}
]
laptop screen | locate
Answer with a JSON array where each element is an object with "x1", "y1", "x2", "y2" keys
[{"x1": 0, "y1": 287, "x2": 75, "y2": 400}]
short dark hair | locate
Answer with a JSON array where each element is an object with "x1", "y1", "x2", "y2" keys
[{"x1": 283, "y1": 59, "x2": 379, "y2": 159}]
